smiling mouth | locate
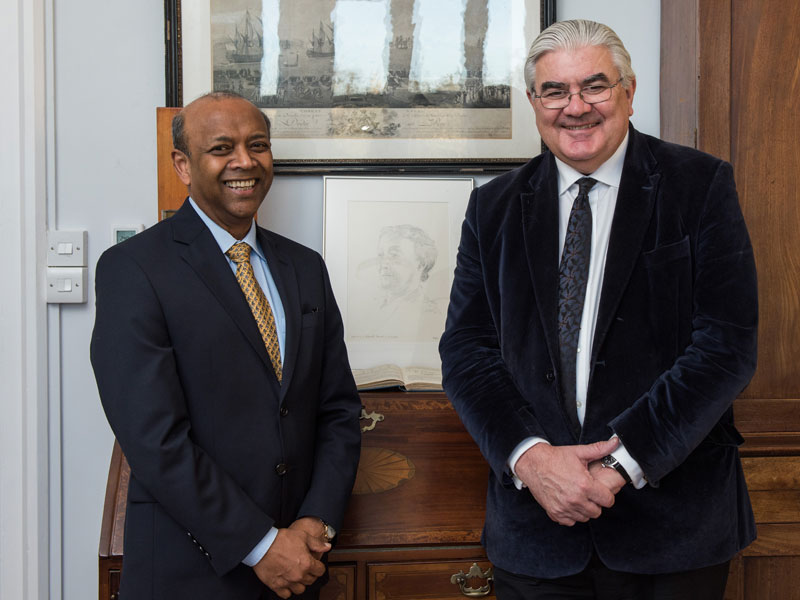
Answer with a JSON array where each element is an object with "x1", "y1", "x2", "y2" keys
[
  {"x1": 225, "y1": 179, "x2": 257, "y2": 190},
  {"x1": 562, "y1": 123, "x2": 598, "y2": 131}
]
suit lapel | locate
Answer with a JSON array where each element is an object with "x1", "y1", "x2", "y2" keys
[
  {"x1": 258, "y1": 227, "x2": 301, "y2": 401},
  {"x1": 591, "y1": 128, "x2": 660, "y2": 364},
  {"x1": 171, "y1": 200, "x2": 276, "y2": 376},
  {"x1": 521, "y1": 153, "x2": 562, "y2": 371}
]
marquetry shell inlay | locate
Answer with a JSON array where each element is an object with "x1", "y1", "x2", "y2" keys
[{"x1": 352, "y1": 447, "x2": 416, "y2": 495}]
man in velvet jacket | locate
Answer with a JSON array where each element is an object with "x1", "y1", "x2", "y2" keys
[
  {"x1": 91, "y1": 92, "x2": 361, "y2": 600},
  {"x1": 439, "y1": 20, "x2": 757, "y2": 599}
]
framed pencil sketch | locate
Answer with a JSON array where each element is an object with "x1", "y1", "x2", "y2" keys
[
  {"x1": 166, "y1": 0, "x2": 556, "y2": 173},
  {"x1": 323, "y1": 176, "x2": 472, "y2": 372}
]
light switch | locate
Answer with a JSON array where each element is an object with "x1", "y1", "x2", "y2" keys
[
  {"x1": 46, "y1": 267, "x2": 87, "y2": 303},
  {"x1": 47, "y1": 231, "x2": 87, "y2": 267}
]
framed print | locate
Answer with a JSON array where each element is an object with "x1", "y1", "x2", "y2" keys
[
  {"x1": 167, "y1": 0, "x2": 556, "y2": 173},
  {"x1": 323, "y1": 176, "x2": 472, "y2": 378}
]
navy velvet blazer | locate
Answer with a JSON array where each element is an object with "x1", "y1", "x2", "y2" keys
[
  {"x1": 91, "y1": 200, "x2": 362, "y2": 599},
  {"x1": 440, "y1": 125, "x2": 757, "y2": 577}
]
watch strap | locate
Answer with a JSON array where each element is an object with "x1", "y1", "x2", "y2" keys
[{"x1": 601, "y1": 454, "x2": 632, "y2": 484}]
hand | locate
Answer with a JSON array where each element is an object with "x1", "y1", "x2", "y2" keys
[
  {"x1": 589, "y1": 460, "x2": 627, "y2": 495},
  {"x1": 252, "y1": 526, "x2": 330, "y2": 599},
  {"x1": 289, "y1": 516, "x2": 328, "y2": 559},
  {"x1": 514, "y1": 438, "x2": 619, "y2": 526}
]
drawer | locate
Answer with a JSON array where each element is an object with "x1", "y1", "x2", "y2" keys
[
  {"x1": 321, "y1": 564, "x2": 356, "y2": 600},
  {"x1": 369, "y1": 560, "x2": 495, "y2": 600}
]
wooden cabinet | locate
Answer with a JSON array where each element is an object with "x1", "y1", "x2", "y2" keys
[
  {"x1": 99, "y1": 391, "x2": 800, "y2": 599},
  {"x1": 661, "y1": 1, "x2": 800, "y2": 596},
  {"x1": 99, "y1": 392, "x2": 497, "y2": 600}
]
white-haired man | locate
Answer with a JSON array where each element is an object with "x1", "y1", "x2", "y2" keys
[{"x1": 440, "y1": 20, "x2": 757, "y2": 599}]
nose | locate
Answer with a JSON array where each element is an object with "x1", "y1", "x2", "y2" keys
[
  {"x1": 230, "y1": 144, "x2": 256, "y2": 169},
  {"x1": 562, "y1": 91, "x2": 592, "y2": 117}
]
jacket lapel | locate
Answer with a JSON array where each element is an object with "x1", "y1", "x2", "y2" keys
[
  {"x1": 257, "y1": 227, "x2": 301, "y2": 401},
  {"x1": 591, "y1": 127, "x2": 660, "y2": 364},
  {"x1": 170, "y1": 200, "x2": 276, "y2": 376},
  {"x1": 521, "y1": 153, "x2": 562, "y2": 371}
]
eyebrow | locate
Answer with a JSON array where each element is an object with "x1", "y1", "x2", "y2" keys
[
  {"x1": 204, "y1": 132, "x2": 270, "y2": 147},
  {"x1": 539, "y1": 72, "x2": 612, "y2": 91}
]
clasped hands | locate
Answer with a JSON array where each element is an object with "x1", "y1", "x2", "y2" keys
[
  {"x1": 515, "y1": 438, "x2": 626, "y2": 527},
  {"x1": 253, "y1": 516, "x2": 331, "y2": 599}
]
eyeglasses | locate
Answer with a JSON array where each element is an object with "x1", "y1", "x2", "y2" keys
[{"x1": 533, "y1": 78, "x2": 624, "y2": 109}]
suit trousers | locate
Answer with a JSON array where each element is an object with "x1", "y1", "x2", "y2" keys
[{"x1": 493, "y1": 552, "x2": 730, "y2": 600}]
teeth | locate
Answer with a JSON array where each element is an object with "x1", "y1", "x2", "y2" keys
[
  {"x1": 225, "y1": 179, "x2": 256, "y2": 189},
  {"x1": 565, "y1": 124, "x2": 595, "y2": 130}
]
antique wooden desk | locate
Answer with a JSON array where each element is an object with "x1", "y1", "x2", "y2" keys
[
  {"x1": 100, "y1": 390, "x2": 800, "y2": 600},
  {"x1": 99, "y1": 392, "x2": 496, "y2": 600}
]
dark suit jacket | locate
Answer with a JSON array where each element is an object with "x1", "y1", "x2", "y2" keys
[
  {"x1": 91, "y1": 200, "x2": 362, "y2": 599},
  {"x1": 439, "y1": 125, "x2": 757, "y2": 577}
]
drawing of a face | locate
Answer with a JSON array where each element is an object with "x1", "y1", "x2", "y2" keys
[{"x1": 377, "y1": 234, "x2": 420, "y2": 298}]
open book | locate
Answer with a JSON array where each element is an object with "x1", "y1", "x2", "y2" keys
[{"x1": 352, "y1": 364, "x2": 442, "y2": 392}]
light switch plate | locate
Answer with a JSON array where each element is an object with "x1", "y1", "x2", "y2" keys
[
  {"x1": 46, "y1": 267, "x2": 87, "y2": 303},
  {"x1": 47, "y1": 230, "x2": 87, "y2": 267}
]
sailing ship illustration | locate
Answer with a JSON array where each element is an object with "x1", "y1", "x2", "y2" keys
[
  {"x1": 227, "y1": 10, "x2": 263, "y2": 63},
  {"x1": 307, "y1": 21, "x2": 334, "y2": 58}
]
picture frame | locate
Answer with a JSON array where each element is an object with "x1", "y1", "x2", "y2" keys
[
  {"x1": 165, "y1": 0, "x2": 556, "y2": 173},
  {"x1": 322, "y1": 176, "x2": 472, "y2": 372}
]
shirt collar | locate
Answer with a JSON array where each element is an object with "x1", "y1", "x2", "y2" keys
[
  {"x1": 188, "y1": 197, "x2": 263, "y2": 260},
  {"x1": 555, "y1": 130, "x2": 629, "y2": 195}
]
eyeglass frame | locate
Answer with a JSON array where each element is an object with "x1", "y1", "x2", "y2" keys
[{"x1": 532, "y1": 77, "x2": 625, "y2": 109}]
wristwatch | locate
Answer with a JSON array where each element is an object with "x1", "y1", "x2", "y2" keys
[
  {"x1": 600, "y1": 454, "x2": 632, "y2": 485},
  {"x1": 321, "y1": 520, "x2": 336, "y2": 542}
]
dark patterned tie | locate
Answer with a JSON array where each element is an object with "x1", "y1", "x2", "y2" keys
[
  {"x1": 226, "y1": 242, "x2": 283, "y2": 383},
  {"x1": 558, "y1": 177, "x2": 596, "y2": 436}
]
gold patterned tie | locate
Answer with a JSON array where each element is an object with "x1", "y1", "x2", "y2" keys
[{"x1": 226, "y1": 242, "x2": 282, "y2": 382}]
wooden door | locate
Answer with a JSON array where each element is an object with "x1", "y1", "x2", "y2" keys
[{"x1": 661, "y1": 1, "x2": 800, "y2": 597}]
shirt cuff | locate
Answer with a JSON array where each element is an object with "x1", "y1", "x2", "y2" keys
[
  {"x1": 242, "y1": 527, "x2": 279, "y2": 567},
  {"x1": 508, "y1": 437, "x2": 550, "y2": 490},
  {"x1": 610, "y1": 437, "x2": 648, "y2": 489}
]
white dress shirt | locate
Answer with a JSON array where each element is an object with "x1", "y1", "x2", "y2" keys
[{"x1": 509, "y1": 133, "x2": 647, "y2": 490}]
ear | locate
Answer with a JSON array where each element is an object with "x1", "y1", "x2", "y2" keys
[
  {"x1": 171, "y1": 149, "x2": 192, "y2": 186},
  {"x1": 526, "y1": 89, "x2": 537, "y2": 111},
  {"x1": 625, "y1": 77, "x2": 637, "y2": 116}
]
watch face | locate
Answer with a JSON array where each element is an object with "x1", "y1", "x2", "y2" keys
[
  {"x1": 324, "y1": 524, "x2": 335, "y2": 541},
  {"x1": 601, "y1": 455, "x2": 615, "y2": 467}
]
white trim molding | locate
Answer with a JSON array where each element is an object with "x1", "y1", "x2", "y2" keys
[{"x1": 0, "y1": 0, "x2": 52, "y2": 597}]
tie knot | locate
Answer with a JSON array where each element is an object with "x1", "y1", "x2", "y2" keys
[
  {"x1": 576, "y1": 177, "x2": 597, "y2": 197},
  {"x1": 226, "y1": 242, "x2": 251, "y2": 264}
]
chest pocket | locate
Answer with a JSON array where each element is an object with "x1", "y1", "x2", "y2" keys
[{"x1": 643, "y1": 235, "x2": 693, "y2": 362}]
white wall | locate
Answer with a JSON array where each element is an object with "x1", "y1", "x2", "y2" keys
[
  {"x1": 44, "y1": 1, "x2": 661, "y2": 599},
  {"x1": 52, "y1": 1, "x2": 164, "y2": 598}
]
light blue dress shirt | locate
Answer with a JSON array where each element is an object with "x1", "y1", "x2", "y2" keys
[{"x1": 189, "y1": 198, "x2": 285, "y2": 361}]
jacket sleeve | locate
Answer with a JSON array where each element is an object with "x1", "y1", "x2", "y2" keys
[
  {"x1": 90, "y1": 247, "x2": 273, "y2": 576},
  {"x1": 439, "y1": 188, "x2": 548, "y2": 482},
  {"x1": 609, "y1": 161, "x2": 758, "y2": 486}
]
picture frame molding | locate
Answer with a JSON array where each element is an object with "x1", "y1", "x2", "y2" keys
[{"x1": 322, "y1": 175, "x2": 474, "y2": 370}]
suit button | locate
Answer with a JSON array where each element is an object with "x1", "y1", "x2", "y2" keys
[
  {"x1": 275, "y1": 463, "x2": 288, "y2": 476},
  {"x1": 545, "y1": 371, "x2": 555, "y2": 383},
  {"x1": 280, "y1": 406, "x2": 289, "y2": 417}
]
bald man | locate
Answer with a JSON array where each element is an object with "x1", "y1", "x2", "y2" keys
[{"x1": 91, "y1": 92, "x2": 361, "y2": 600}]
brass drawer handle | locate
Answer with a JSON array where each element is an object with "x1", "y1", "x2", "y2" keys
[
  {"x1": 450, "y1": 563, "x2": 493, "y2": 597},
  {"x1": 360, "y1": 406, "x2": 384, "y2": 433}
]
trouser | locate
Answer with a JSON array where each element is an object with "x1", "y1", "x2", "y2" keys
[{"x1": 493, "y1": 552, "x2": 730, "y2": 600}]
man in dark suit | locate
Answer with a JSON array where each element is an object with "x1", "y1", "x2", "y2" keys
[
  {"x1": 91, "y1": 92, "x2": 362, "y2": 599},
  {"x1": 439, "y1": 20, "x2": 757, "y2": 600}
]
